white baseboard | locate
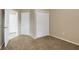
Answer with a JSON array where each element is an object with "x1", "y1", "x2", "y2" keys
[
  {"x1": 51, "y1": 35, "x2": 79, "y2": 46},
  {"x1": 34, "y1": 35, "x2": 50, "y2": 39}
]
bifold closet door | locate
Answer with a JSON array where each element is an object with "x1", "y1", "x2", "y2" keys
[
  {"x1": 21, "y1": 12, "x2": 30, "y2": 35},
  {"x1": 5, "y1": 10, "x2": 18, "y2": 46},
  {"x1": 36, "y1": 11, "x2": 49, "y2": 37},
  {"x1": 9, "y1": 10, "x2": 18, "y2": 39}
]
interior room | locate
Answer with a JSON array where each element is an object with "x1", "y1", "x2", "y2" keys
[{"x1": 0, "y1": 9, "x2": 79, "y2": 50}]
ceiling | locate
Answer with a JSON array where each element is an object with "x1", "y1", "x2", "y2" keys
[{"x1": 14, "y1": 9, "x2": 49, "y2": 12}]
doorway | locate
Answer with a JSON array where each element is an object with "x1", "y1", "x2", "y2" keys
[{"x1": 0, "y1": 9, "x2": 5, "y2": 49}]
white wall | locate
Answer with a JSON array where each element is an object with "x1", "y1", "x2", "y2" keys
[
  {"x1": 36, "y1": 11, "x2": 49, "y2": 37},
  {"x1": 21, "y1": 12, "x2": 30, "y2": 35},
  {"x1": 50, "y1": 9, "x2": 79, "y2": 45},
  {"x1": 30, "y1": 10, "x2": 36, "y2": 38}
]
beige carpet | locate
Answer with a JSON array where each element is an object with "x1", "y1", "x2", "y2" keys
[{"x1": 5, "y1": 35, "x2": 79, "y2": 50}]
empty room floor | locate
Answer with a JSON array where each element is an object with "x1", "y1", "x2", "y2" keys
[{"x1": 5, "y1": 35, "x2": 79, "y2": 50}]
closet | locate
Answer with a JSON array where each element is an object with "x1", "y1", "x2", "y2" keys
[{"x1": 4, "y1": 9, "x2": 49, "y2": 46}]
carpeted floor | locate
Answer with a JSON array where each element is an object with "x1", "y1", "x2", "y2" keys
[{"x1": 5, "y1": 35, "x2": 79, "y2": 50}]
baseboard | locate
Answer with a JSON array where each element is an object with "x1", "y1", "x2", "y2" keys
[
  {"x1": 51, "y1": 35, "x2": 79, "y2": 46},
  {"x1": 34, "y1": 35, "x2": 50, "y2": 39}
]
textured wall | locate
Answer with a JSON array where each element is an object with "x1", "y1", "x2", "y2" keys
[{"x1": 50, "y1": 9, "x2": 79, "y2": 45}]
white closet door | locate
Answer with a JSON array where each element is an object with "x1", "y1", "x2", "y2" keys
[
  {"x1": 36, "y1": 12, "x2": 49, "y2": 37},
  {"x1": 21, "y1": 12, "x2": 30, "y2": 35},
  {"x1": 9, "y1": 10, "x2": 18, "y2": 39},
  {"x1": 5, "y1": 10, "x2": 18, "y2": 46}
]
